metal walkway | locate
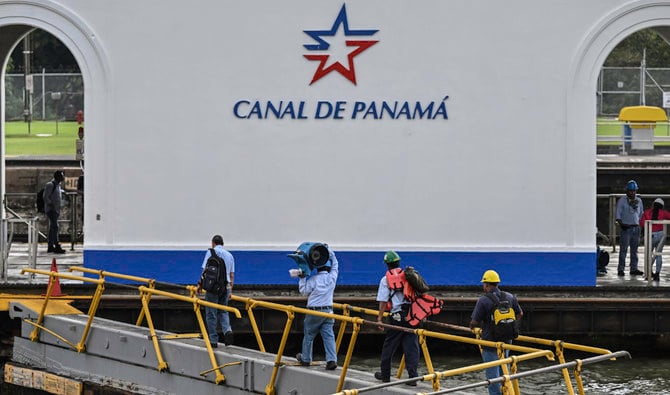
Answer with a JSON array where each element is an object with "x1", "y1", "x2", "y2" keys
[
  {"x1": 1, "y1": 266, "x2": 633, "y2": 395},
  {"x1": 8, "y1": 300, "x2": 423, "y2": 395}
]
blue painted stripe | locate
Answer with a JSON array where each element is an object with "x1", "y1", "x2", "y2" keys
[{"x1": 83, "y1": 250, "x2": 596, "y2": 287}]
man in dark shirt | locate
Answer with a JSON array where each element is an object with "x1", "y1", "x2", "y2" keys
[
  {"x1": 470, "y1": 270, "x2": 523, "y2": 395},
  {"x1": 44, "y1": 170, "x2": 65, "y2": 254}
]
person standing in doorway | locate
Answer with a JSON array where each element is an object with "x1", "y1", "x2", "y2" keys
[
  {"x1": 44, "y1": 170, "x2": 66, "y2": 254},
  {"x1": 470, "y1": 270, "x2": 523, "y2": 395},
  {"x1": 197, "y1": 234, "x2": 235, "y2": 347},
  {"x1": 640, "y1": 198, "x2": 670, "y2": 281},
  {"x1": 616, "y1": 180, "x2": 644, "y2": 277}
]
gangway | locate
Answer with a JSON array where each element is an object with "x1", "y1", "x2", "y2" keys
[{"x1": 2, "y1": 267, "x2": 631, "y2": 395}]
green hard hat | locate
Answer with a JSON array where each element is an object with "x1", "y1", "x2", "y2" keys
[{"x1": 384, "y1": 250, "x2": 401, "y2": 264}]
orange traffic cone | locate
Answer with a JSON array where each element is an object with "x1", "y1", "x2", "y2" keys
[{"x1": 44, "y1": 258, "x2": 65, "y2": 297}]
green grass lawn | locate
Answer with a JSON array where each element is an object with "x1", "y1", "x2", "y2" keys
[
  {"x1": 4, "y1": 120, "x2": 81, "y2": 156},
  {"x1": 596, "y1": 117, "x2": 670, "y2": 146},
  {"x1": 3, "y1": 119, "x2": 670, "y2": 154}
]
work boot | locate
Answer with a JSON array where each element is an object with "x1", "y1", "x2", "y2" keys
[
  {"x1": 224, "y1": 331, "x2": 234, "y2": 345},
  {"x1": 295, "y1": 353, "x2": 310, "y2": 366},
  {"x1": 325, "y1": 361, "x2": 337, "y2": 370},
  {"x1": 630, "y1": 269, "x2": 644, "y2": 276},
  {"x1": 53, "y1": 245, "x2": 66, "y2": 254},
  {"x1": 47, "y1": 245, "x2": 55, "y2": 253},
  {"x1": 374, "y1": 372, "x2": 390, "y2": 382}
]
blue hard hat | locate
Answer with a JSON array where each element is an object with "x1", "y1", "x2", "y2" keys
[{"x1": 626, "y1": 180, "x2": 638, "y2": 191}]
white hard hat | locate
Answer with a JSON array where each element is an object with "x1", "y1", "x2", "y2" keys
[{"x1": 654, "y1": 198, "x2": 665, "y2": 207}]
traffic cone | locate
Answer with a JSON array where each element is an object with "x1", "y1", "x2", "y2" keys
[{"x1": 44, "y1": 258, "x2": 64, "y2": 297}]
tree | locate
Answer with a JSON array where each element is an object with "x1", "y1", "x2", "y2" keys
[
  {"x1": 6, "y1": 29, "x2": 80, "y2": 73},
  {"x1": 605, "y1": 29, "x2": 670, "y2": 67}
]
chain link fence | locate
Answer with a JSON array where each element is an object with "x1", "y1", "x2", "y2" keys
[
  {"x1": 598, "y1": 67, "x2": 670, "y2": 116},
  {"x1": 4, "y1": 69, "x2": 668, "y2": 119},
  {"x1": 4, "y1": 73, "x2": 83, "y2": 121}
]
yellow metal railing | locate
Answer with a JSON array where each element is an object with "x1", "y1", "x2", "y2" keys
[
  {"x1": 25, "y1": 267, "x2": 243, "y2": 385},
  {"x1": 19, "y1": 267, "x2": 629, "y2": 395},
  {"x1": 21, "y1": 268, "x2": 104, "y2": 353}
]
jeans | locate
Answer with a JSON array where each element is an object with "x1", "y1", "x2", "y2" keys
[
  {"x1": 482, "y1": 346, "x2": 509, "y2": 395},
  {"x1": 205, "y1": 290, "x2": 230, "y2": 344},
  {"x1": 46, "y1": 210, "x2": 60, "y2": 248},
  {"x1": 618, "y1": 226, "x2": 640, "y2": 272},
  {"x1": 379, "y1": 321, "x2": 419, "y2": 379},
  {"x1": 301, "y1": 311, "x2": 337, "y2": 363},
  {"x1": 651, "y1": 231, "x2": 666, "y2": 274}
]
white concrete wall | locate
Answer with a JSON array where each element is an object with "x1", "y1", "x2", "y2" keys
[{"x1": 5, "y1": 0, "x2": 669, "y2": 256}]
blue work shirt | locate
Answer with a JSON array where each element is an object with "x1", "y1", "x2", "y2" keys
[
  {"x1": 615, "y1": 195, "x2": 643, "y2": 226},
  {"x1": 201, "y1": 245, "x2": 235, "y2": 284},
  {"x1": 298, "y1": 248, "x2": 339, "y2": 307}
]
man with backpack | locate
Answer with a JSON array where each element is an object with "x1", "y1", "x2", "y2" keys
[
  {"x1": 197, "y1": 234, "x2": 235, "y2": 347},
  {"x1": 374, "y1": 251, "x2": 420, "y2": 386},
  {"x1": 43, "y1": 170, "x2": 66, "y2": 254},
  {"x1": 470, "y1": 270, "x2": 523, "y2": 395}
]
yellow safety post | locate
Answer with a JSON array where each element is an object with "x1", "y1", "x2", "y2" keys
[
  {"x1": 69, "y1": 266, "x2": 156, "y2": 327},
  {"x1": 552, "y1": 340, "x2": 575, "y2": 395},
  {"x1": 335, "y1": 303, "x2": 351, "y2": 352},
  {"x1": 265, "y1": 309, "x2": 296, "y2": 395},
  {"x1": 229, "y1": 295, "x2": 266, "y2": 352},
  {"x1": 135, "y1": 278, "x2": 156, "y2": 326},
  {"x1": 21, "y1": 268, "x2": 104, "y2": 353},
  {"x1": 508, "y1": 355, "x2": 521, "y2": 395},
  {"x1": 416, "y1": 329, "x2": 438, "y2": 391},
  {"x1": 336, "y1": 320, "x2": 363, "y2": 393},
  {"x1": 139, "y1": 288, "x2": 169, "y2": 372},
  {"x1": 193, "y1": 297, "x2": 225, "y2": 384},
  {"x1": 137, "y1": 286, "x2": 242, "y2": 381},
  {"x1": 573, "y1": 359, "x2": 585, "y2": 395}
]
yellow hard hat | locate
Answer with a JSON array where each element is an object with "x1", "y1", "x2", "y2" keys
[{"x1": 481, "y1": 269, "x2": 501, "y2": 283}]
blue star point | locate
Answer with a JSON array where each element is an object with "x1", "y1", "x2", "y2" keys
[{"x1": 303, "y1": 4, "x2": 379, "y2": 85}]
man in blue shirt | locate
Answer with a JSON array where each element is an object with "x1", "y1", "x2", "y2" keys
[
  {"x1": 615, "y1": 180, "x2": 644, "y2": 276},
  {"x1": 198, "y1": 234, "x2": 235, "y2": 347},
  {"x1": 295, "y1": 245, "x2": 339, "y2": 370},
  {"x1": 470, "y1": 270, "x2": 523, "y2": 395}
]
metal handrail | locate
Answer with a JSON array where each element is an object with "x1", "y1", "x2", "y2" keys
[
  {"x1": 22, "y1": 266, "x2": 630, "y2": 395},
  {"x1": 419, "y1": 351, "x2": 631, "y2": 395},
  {"x1": 1, "y1": 216, "x2": 39, "y2": 280},
  {"x1": 596, "y1": 193, "x2": 670, "y2": 254},
  {"x1": 3, "y1": 191, "x2": 82, "y2": 250},
  {"x1": 643, "y1": 219, "x2": 670, "y2": 281}
]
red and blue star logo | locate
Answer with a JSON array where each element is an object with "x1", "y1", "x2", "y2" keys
[{"x1": 303, "y1": 4, "x2": 379, "y2": 85}]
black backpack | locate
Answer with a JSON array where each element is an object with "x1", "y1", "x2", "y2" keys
[
  {"x1": 36, "y1": 181, "x2": 55, "y2": 213},
  {"x1": 200, "y1": 248, "x2": 228, "y2": 295},
  {"x1": 404, "y1": 267, "x2": 429, "y2": 294},
  {"x1": 485, "y1": 292, "x2": 519, "y2": 342}
]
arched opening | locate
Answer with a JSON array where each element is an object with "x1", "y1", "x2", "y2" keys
[
  {"x1": 564, "y1": 1, "x2": 670, "y2": 280},
  {"x1": 595, "y1": 28, "x2": 670, "y2": 267},
  {"x1": 0, "y1": 2, "x2": 110, "y2": 271},
  {"x1": 4, "y1": 28, "x2": 85, "y2": 254}
]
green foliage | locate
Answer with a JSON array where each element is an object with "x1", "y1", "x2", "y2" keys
[
  {"x1": 605, "y1": 29, "x2": 670, "y2": 67},
  {"x1": 4, "y1": 121, "x2": 80, "y2": 156},
  {"x1": 7, "y1": 29, "x2": 80, "y2": 73}
]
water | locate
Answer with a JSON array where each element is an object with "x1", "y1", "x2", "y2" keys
[{"x1": 347, "y1": 354, "x2": 670, "y2": 394}]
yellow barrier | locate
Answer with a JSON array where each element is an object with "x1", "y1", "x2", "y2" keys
[{"x1": 19, "y1": 267, "x2": 627, "y2": 395}]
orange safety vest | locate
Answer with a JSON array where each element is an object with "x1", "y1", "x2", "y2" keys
[{"x1": 385, "y1": 268, "x2": 443, "y2": 326}]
